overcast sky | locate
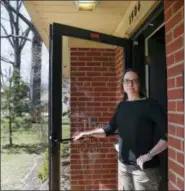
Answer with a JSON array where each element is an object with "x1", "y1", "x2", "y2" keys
[{"x1": 1, "y1": 2, "x2": 49, "y2": 86}]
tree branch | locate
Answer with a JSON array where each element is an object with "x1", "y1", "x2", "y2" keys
[
  {"x1": 0, "y1": 23, "x2": 14, "y2": 47},
  {"x1": 20, "y1": 27, "x2": 31, "y2": 50},
  {"x1": 0, "y1": 56, "x2": 15, "y2": 66},
  {"x1": 5, "y1": 1, "x2": 16, "y2": 44},
  {"x1": 1, "y1": 17, "x2": 10, "y2": 22},
  {"x1": 1, "y1": 0, "x2": 38, "y2": 33},
  {"x1": 0, "y1": 34, "x2": 31, "y2": 41},
  {"x1": 18, "y1": 0, "x2": 22, "y2": 10}
]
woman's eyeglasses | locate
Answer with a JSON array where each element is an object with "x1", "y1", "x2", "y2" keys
[{"x1": 123, "y1": 78, "x2": 139, "y2": 85}]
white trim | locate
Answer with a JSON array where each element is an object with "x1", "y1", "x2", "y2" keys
[{"x1": 144, "y1": 22, "x2": 165, "y2": 97}]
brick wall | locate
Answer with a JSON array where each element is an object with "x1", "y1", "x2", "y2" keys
[
  {"x1": 164, "y1": 1, "x2": 184, "y2": 190},
  {"x1": 70, "y1": 48, "x2": 124, "y2": 190}
]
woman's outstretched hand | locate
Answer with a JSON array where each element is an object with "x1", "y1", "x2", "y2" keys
[{"x1": 72, "y1": 132, "x2": 89, "y2": 141}]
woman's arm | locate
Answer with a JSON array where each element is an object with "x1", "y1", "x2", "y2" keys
[
  {"x1": 148, "y1": 139, "x2": 168, "y2": 158},
  {"x1": 72, "y1": 128, "x2": 106, "y2": 141},
  {"x1": 137, "y1": 139, "x2": 168, "y2": 170},
  {"x1": 73, "y1": 103, "x2": 121, "y2": 141},
  {"x1": 137, "y1": 100, "x2": 168, "y2": 170}
]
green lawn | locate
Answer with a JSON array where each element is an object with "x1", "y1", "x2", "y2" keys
[
  {"x1": 1, "y1": 123, "x2": 48, "y2": 190},
  {"x1": 1, "y1": 117, "x2": 70, "y2": 190}
]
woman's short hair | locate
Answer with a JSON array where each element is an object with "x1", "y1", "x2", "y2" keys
[{"x1": 121, "y1": 68, "x2": 146, "y2": 101}]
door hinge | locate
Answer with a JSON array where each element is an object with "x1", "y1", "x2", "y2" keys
[{"x1": 145, "y1": 56, "x2": 150, "y2": 65}]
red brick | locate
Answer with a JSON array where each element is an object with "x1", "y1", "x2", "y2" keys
[
  {"x1": 168, "y1": 113, "x2": 184, "y2": 124},
  {"x1": 71, "y1": 92, "x2": 85, "y2": 96},
  {"x1": 176, "y1": 101, "x2": 184, "y2": 111},
  {"x1": 79, "y1": 57, "x2": 93, "y2": 61},
  {"x1": 86, "y1": 62, "x2": 100, "y2": 66},
  {"x1": 71, "y1": 52, "x2": 85, "y2": 56},
  {"x1": 71, "y1": 48, "x2": 78, "y2": 51},
  {"x1": 176, "y1": 76, "x2": 183, "y2": 87},
  {"x1": 168, "y1": 136, "x2": 181, "y2": 148},
  {"x1": 102, "y1": 72, "x2": 116, "y2": 77},
  {"x1": 93, "y1": 77, "x2": 109, "y2": 81},
  {"x1": 102, "y1": 92, "x2": 115, "y2": 96},
  {"x1": 168, "y1": 88, "x2": 183, "y2": 99},
  {"x1": 102, "y1": 52, "x2": 115, "y2": 56},
  {"x1": 176, "y1": 152, "x2": 184, "y2": 164},
  {"x1": 78, "y1": 97, "x2": 93, "y2": 102},
  {"x1": 168, "y1": 101, "x2": 176, "y2": 111},
  {"x1": 164, "y1": 1, "x2": 174, "y2": 11},
  {"x1": 94, "y1": 97, "x2": 109, "y2": 102},
  {"x1": 71, "y1": 185, "x2": 85, "y2": 190},
  {"x1": 174, "y1": 22, "x2": 184, "y2": 38},
  {"x1": 103, "y1": 49, "x2": 114, "y2": 52},
  {"x1": 169, "y1": 159, "x2": 184, "y2": 177},
  {"x1": 79, "y1": 66, "x2": 93, "y2": 71},
  {"x1": 176, "y1": 127, "x2": 184, "y2": 138},
  {"x1": 167, "y1": 63, "x2": 184, "y2": 77},
  {"x1": 177, "y1": 177, "x2": 184, "y2": 190},
  {"x1": 168, "y1": 147, "x2": 176, "y2": 159},
  {"x1": 78, "y1": 48, "x2": 90, "y2": 51},
  {"x1": 93, "y1": 57, "x2": 109, "y2": 61},
  {"x1": 167, "y1": 78, "x2": 175, "y2": 88},
  {"x1": 165, "y1": 11, "x2": 183, "y2": 32},
  {"x1": 166, "y1": 37, "x2": 183, "y2": 55},
  {"x1": 175, "y1": 49, "x2": 184, "y2": 62},
  {"x1": 78, "y1": 76, "x2": 93, "y2": 81},
  {"x1": 70, "y1": 97, "x2": 78, "y2": 102},
  {"x1": 71, "y1": 71, "x2": 85, "y2": 76},
  {"x1": 173, "y1": 0, "x2": 184, "y2": 13},
  {"x1": 167, "y1": 54, "x2": 175, "y2": 66},
  {"x1": 102, "y1": 62, "x2": 114, "y2": 67},
  {"x1": 86, "y1": 52, "x2": 102, "y2": 56},
  {"x1": 168, "y1": 181, "x2": 178, "y2": 190},
  {"x1": 168, "y1": 170, "x2": 176, "y2": 184},
  {"x1": 94, "y1": 87, "x2": 108, "y2": 91},
  {"x1": 165, "y1": 32, "x2": 173, "y2": 44},
  {"x1": 86, "y1": 72, "x2": 102, "y2": 76},
  {"x1": 181, "y1": 141, "x2": 184, "y2": 151},
  {"x1": 71, "y1": 61, "x2": 85, "y2": 66},
  {"x1": 165, "y1": 7, "x2": 173, "y2": 22},
  {"x1": 168, "y1": 125, "x2": 176, "y2": 135}
]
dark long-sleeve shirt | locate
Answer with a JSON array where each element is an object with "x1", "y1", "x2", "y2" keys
[{"x1": 103, "y1": 98, "x2": 167, "y2": 169}]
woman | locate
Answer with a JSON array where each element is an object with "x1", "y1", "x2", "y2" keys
[{"x1": 73, "y1": 68, "x2": 168, "y2": 190}]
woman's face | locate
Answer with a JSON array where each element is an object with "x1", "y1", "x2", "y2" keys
[{"x1": 123, "y1": 71, "x2": 140, "y2": 96}]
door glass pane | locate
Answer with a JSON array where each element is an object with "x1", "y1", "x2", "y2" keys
[{"x1": 60, "y1": 36, "x2": 121, "y2": 190}]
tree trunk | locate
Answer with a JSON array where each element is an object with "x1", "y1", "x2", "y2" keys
[
  {"x1": 9, "y1": 115, "x2": 12, "y2": 146},
  {"x1": 8, "y1": 78, "x2": 13, "y2": 146},
  {"x1": 14, "y1": 48, "x2": 21, "y2": 73},
  {"x1": 15, "y1": 0, "x2": 21, "y2": 73},
  {"x1": 30, "y1": 32, "x2": 42, "y2": 123}
]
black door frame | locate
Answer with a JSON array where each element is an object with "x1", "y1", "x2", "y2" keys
[{"x1": 49, "y1": 23, "x2": 131, "y2": 191}]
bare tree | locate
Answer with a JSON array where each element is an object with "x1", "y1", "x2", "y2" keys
[
  {"x1": 0, "y1": 0, "x2": 31, "y2": 75},
  {"x1": 1, "y1": 0, "x2": 42, "y2": 120}
]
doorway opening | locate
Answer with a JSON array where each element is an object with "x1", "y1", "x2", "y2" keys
[{"x1": 131, "y1": 3, "x2": 168, "y2": 191}]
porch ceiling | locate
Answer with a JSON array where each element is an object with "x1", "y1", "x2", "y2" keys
[
  {"x1": 24, "y1": 1, "x2": 159, "y2": 78},
  {"x1": 24, "y1": 1, "x2": 159, "y2": 48}
]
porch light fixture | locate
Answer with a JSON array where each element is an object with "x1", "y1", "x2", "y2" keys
[{"x1": 74, "y1": 0, "x2": 100, "y2": 11}]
